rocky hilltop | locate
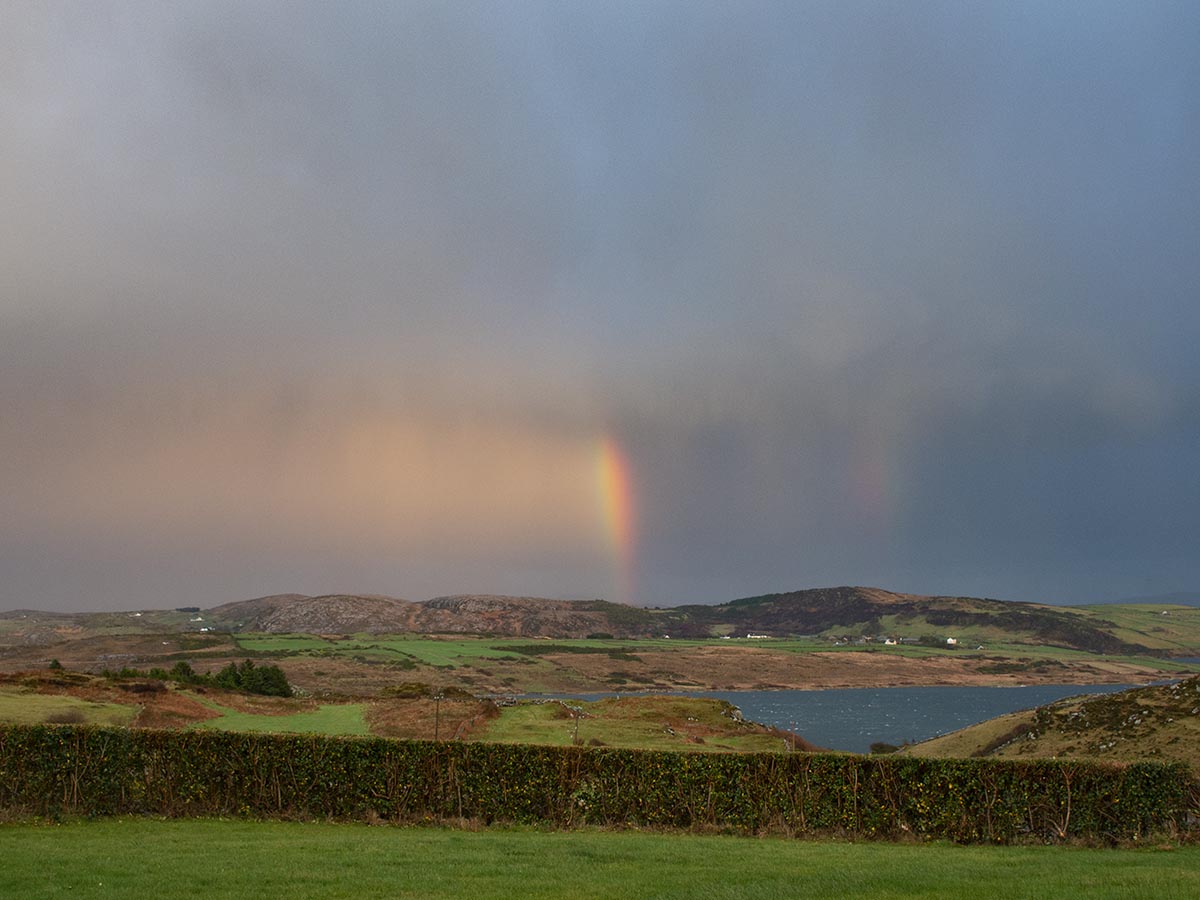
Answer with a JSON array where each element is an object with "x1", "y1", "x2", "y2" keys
[
  {"x1": 203, "y1": 592, "x2": 649, "y2": 638},
  {"x1": 206, "y1": 594, "x2": 421, "y2": 634},
  {"x1": 421, "y1": 595, "x2": 633, "y2": 637}
]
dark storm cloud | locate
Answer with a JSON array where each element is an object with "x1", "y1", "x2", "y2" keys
[{"x1": 2, "y1": 1, "x2": 1198, "y2": 609}]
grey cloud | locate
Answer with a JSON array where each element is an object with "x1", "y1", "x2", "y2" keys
[{"x1": 2, "y1": 2, "x2": 1199, "y2": 609}]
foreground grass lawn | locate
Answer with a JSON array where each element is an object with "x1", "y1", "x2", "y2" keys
[{"x1": 1, "y1": 820, "x2": 1196, "y2": 899}]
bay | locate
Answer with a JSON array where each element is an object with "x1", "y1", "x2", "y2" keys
[{"x1": 540, "y1": 683, "x2": 1137, "y2": 754}]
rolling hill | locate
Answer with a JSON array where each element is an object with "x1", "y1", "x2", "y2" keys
[
  {"x1": 194, "y1": 587, "x2": 1160, "y2": 653},
  {"x1": 653, "y1": 587, "x2": 1164, "y2": 654},
  {"x1": 5, "y1": 586, "x2": 1199, "y2": 656}
]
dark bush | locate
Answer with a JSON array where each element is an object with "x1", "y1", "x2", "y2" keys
[
  {"x1": 44, "y1": 711, "x2": 85, "y2": 725},
  {"x1": 118, "y1": 682, "x2": 165, "y2": 694},
  {"x1": 103, "y1": 660, "x2": 291, "y2": 697},
  {"x1": 0, "y1": 724, "x2": 1191, "y2": 843}
]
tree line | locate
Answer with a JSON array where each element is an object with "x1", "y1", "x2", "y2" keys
[{"x1": 99, "y1": 659, "x2": 293, "y2": 697}]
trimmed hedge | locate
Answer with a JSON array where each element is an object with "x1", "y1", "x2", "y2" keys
[{"x1": 0, "y1": 724, "x2": 1192, "y2": 842}]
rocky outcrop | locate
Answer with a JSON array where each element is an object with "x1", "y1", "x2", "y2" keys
[
  {"x1": 206, "y1": 594, "x2": 419, "y2": 634},
  {"x1": 204, "y1": 592, "x2": 631, "y2": 637}
]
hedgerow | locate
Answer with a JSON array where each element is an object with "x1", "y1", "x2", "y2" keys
[{"x1": 0, "y1": 724, "x2": 1192, "y2": 843}]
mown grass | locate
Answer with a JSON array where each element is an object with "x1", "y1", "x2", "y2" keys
[
  {"x1": 189, "y1": 698, "x2": 370, "y2": 735},
  {"x1": 0, "y1": 687, "x2": 135, "y2": 727},
  {"x1": 0, "y1": 819, "x2": 1196, "y2": 899}
]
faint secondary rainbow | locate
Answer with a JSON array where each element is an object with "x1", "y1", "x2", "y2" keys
[{"x1": 596, "y1": 435, "x2": 637, "y2": 605}]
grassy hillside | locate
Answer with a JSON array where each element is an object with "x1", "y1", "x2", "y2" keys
[
  {"x1": 904, "y1": 676, "x2": 1200, "y2": 771},
  {"x1": 0, "y1": 670, "x2": 798, "y2": 752},
  {"x1": 0, "y1": 687, "x2": 135, "y2": 727},
  {"x1": 658, "y1": 587, "x2": 1158, "y2": 654},
  {"x1": 1071, "y1": 604, "x2": 1200, "y2": 653},
  {"x1": 189, "y1": 697, "x2": 372, "y2": 735},
  {"x1": 5, "y1": 589, "x2": 1200, "y2": 697},
  {"x1": 4, "y1": 630, "x2": 1195, "y2": 697},
  {"x1": 480, "y1": 695, "x2": 806, "y2": 752},
  {"x1": 12, "y1": 586, "x2": 1198, "y2": 655}
]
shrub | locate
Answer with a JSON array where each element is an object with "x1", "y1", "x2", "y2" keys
[
  {"x1": 212, "y1": 660, "x2": 292, "y2": 697},
  {"x1": 44, "y1": 711, "x2": 85, "y2": 725},
  {"x1": 0, "y1": 724, "x2": 1191, "y2": 843},
  {"x1": 381, "y1": 682, "x2": 434, "y2": 698},
  {"x1": 103, "y1": 660, "x2": 292, "y2": 697}
]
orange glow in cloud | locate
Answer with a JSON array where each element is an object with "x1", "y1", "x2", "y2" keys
[
  {"x1": 596, "y1": 435, "x2": 637, "y2": 605},
  {"x1": 4, "y1": 364, "x2": 653, "y2": 600},
  {"x1": 10, "y1": 394, "x2": 608, "y2": 567}
]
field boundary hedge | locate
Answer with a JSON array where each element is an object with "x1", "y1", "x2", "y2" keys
[{"x1": 0, "y1": 724, "x2": 1193, "y2": 843}]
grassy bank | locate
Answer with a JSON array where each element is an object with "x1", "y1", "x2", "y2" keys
[
  {"x1": 0, "y1": 687, "x2": 135, "y2": 727},
  {"x1": 1, "y1": 819, "x2": 1196, "y2": 899},
  {"x1": 189, "y1": 698, "x2": 371, "y2": 735},
  {"x1": 0, "y1": 672, "x2": 791, "y2": 750},
  {"x1": 480, "y1": 696, "x2": 791, "y2": 752}
]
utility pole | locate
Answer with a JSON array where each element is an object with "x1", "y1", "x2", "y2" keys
[{"x1": 434, "y1": 691, "x2": 443, "y2": 742}]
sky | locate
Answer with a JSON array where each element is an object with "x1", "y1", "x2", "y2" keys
[{"x1": 2, "y1": 1, "x2": 1198, "y2": 612}]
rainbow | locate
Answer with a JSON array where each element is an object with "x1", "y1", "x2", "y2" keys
[{"x1": 596, "y1": 435, "x2": 637, "y2": 605}]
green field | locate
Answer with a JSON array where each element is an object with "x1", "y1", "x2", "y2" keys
[
  {"x1": 233, "y1": 633, "x2": 708, "y2": 671},
  {"x1": 0, "y1": 687, "x2": 135, "y2": 727},
  {"x1": 190, "y1": 697, "x2": 370, "y2": 735},
  {"x1": 482, "y1": 696, "x2": 788, "y2": 752},
  {"x1": 1074, "y1": 604, "x2": 1200, "y2": 653},
  {"x1": 234, "y1": 631, "x2": 1200, "y2": 672},
  {"x1": 0, "y1": 819, "x2": 1196, "y2": 899},
  {"x1": 235, "y1": 634, "x2": 539, "y2": 667},
  {"x1": 183, "y1": 693, "x2": 783, "y2": 749}
]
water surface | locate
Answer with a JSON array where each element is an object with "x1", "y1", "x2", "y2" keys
[{"x1": 539, "y1": 684, "x2": 1137, "y2": 753}]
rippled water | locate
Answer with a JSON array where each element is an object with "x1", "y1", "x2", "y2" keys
[
  {"x1": 539, "y1": 683, "x2": 1136, "y2": 753},
  {"x1": 703, "y1": 684, "x2": 1139, "y2": 752}
]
